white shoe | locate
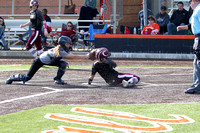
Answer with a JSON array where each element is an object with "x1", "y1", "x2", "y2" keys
[{"x1": 122, "y1": 80, "x2": 129, "y2": 88}]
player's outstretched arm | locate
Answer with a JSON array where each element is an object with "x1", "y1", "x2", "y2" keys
[{"x1": 65, "y1": 53, "x2": 87, "y2": 59}]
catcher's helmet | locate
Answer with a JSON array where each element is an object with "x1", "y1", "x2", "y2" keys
[
  {"x1": 58, "y1": 36, "x2": 72, "y2": 52},
  {"x1": 96, "y1": 47, "x2": 111, "y2": 61},
  {"x1": 30, "y1": 0, "x2": 39, "y2": 7}
]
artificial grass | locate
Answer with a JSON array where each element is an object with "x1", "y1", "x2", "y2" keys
[{"x1": 0, "y1": 103, "x2": 199, "y2": 133}]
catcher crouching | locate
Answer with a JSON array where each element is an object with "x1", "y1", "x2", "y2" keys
[
  {"x1": 87, "y1": 47, "x2": 140, "y2": 88},
  {"x1": 6, "y1": 36, "x2": 86, "y2": 85}
]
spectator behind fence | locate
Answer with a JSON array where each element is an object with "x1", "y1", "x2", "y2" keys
[
  {"x1": 155, "y1": 6, "x2": 169, "y2": 34},
  {"x1": 78, "y1": 0, "x2": 99, "y2": 32},
  {"x1": 0, "y1": 17, "x2": 9, "y2": 50},
  {"x1": 138, "y1": 2, "x2": 154, "y2": 31},
  {"x1": 42, "y1": 8, "x2": 52, "y2": 46},
  {"x1": 167, "y1": 1, "x2": 190, "y2": 35},
  {"x1": 142, "y1": 15, "x2": 160, "y2": 35},
  {"x1": 84, "y1": 0, "x2": 97, "y2": 9}
]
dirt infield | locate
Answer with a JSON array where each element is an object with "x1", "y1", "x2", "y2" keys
[{"x1": 0, "y1": 58, "x2": 200, "y2": 116}]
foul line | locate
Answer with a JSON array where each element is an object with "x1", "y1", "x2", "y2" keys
[{"x1": 0, "y1": 87, "x2": 63, "y2": 104}]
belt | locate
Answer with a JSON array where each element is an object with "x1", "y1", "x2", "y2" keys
[{"x1": 195, "y1": 34, "x2": 200, "y2": 37}]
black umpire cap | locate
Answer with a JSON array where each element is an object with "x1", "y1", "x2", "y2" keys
[{"x1": 161, "y1": 6, "x2": 167, "y2": 11}]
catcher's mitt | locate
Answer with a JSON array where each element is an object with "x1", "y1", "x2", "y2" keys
[{"x1": 87, "y1": 49, "x2": 97, "y2": 61}]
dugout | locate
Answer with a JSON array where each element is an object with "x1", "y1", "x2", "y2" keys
[{"x1": 94, "y1": 35, "x2": 194, "y2": 54}]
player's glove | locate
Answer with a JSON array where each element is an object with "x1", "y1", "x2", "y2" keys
[
  {"x1": 88, "y1": 78, "x2": 93, "y2": 85},
  {"x1": 87, "y1": 49, "x2": 96, "y2": 61}
]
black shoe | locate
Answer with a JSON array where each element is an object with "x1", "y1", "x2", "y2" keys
[
  {"x1": 185, "y1": 88, "x2": 200, "y2": 94},
  {"x1": 6, "y1": 78, "x2": 13, "y2": 84},
  {"x1": 3, "y1": 48, "x2": 10, "y2": 51}
]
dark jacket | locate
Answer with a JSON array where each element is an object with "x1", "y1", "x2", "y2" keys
[
  {"x1": 170, "y1": 8, "x2": 189, "y2": 26},
  {"x1": 155, "y1": 12, "x2": 169, "y2": 27}
]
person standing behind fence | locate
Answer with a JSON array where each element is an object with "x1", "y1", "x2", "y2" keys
[
  {"x1": 0, "y1": 17, "x2": 9, "y2": 50},
  {"x1": 78, "y1": 0, "x2": 98, "y2": 32},
  {"x1": 138, "y1": 2, "x2": 154, "y2": 32},
  {"x1": 20, "y1": 0, "x2": 48, "y2": 57},
  {"x1": 177, "y1": 0, "x2": 200, "y2": 94},
  {"x1": 42, "y1": 8, "x2": 52, "y2": 47},
  {"x1": 84, "y1": 0, "x2": 97, "y2": 9}
]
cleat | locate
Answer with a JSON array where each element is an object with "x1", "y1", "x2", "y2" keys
[
  {"x1": 5, "y1": 75, "x2": 15, "y2": 84},
  {"x1": 185, "y1": 88, "x2": 200, "y2": 94},
  {"x1": 5, "y1": 74, "x2": 27, "y2": 85},
  {"x1": 122, "y1": 80, "x2": 129, "y2": 88},
  {"x1": 54, "y1": 79, "x2": 67, "y2": 85},
  {"x1": 6, "y1": 78, "x2": 13, "y2": 84}
]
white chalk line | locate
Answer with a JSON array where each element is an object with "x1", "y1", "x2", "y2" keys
[
  {"x1": 140, "y1": 82, "x2": 191, "y2": 87},
  {"x1": 0, "y1": 80, "x2": 192, "y2": 105},
  {"x1": 0, "y1": 87, "x2": 63, "y2": 104}
]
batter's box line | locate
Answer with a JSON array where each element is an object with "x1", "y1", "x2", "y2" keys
[
  {"x1": 0, "y1": 87, "x2": 63, "y2": 104},
  {"x1": 140, "y1": 82, "x2": 191, "y2": 87}
]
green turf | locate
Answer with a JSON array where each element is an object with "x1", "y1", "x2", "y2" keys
[
  {"x1": 0, "y1": 64, "x2": 192, "y2": 71},
  {"x1": 0, "y1": 103, "x2": 199, "y2": 133}
]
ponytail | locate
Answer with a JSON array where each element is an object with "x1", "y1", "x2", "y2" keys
[{"x1": 52, "y1": 45, "x2": 61, "y2": 57}]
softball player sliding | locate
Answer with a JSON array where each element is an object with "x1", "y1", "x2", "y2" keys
[
  {"x1": 20, "y1": 0, "x2": 48, "y2": 57},
  {"x1": 6, "y1": 36, "x2": 86, "y2": 85},
  {"x1": 87, "y1": 47, "x2": 140, "y2": 88}
]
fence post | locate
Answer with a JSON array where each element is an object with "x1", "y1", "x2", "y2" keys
[
  {"x1": 12, "y1": 0, "x2": 15, "y2": 15},
  {"x1": 113, "y1": 0, "x2": 117, "y2": 34},
  {"x1": 59, "y1": 0, "x2": 61, "y2": 15}
]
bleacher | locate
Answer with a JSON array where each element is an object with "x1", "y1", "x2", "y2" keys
[{"x1": 3, "y1": 19, "x2": 112, "y2": 48}]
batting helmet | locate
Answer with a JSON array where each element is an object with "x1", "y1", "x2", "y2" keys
[
  {"x1": 58, "y1": 36, "x2": 72, "y2": 52},
  {"x1": 30, "y1": 0, "x2": 39, "y2": 7},
  {"x1": 96, "y1": 47, "x2": 111, "y2": 61}
]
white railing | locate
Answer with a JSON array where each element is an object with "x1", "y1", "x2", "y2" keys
[
  {"x1": 4, "y1": 19, "x2": 111, "y2": 29},
  {"x1": 3, "y1": 19, "x2": 112, "y2": 45}
]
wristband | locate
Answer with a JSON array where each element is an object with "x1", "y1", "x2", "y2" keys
[{"x1": 43, "y1": 23, "x2": 47, "y2": 29}]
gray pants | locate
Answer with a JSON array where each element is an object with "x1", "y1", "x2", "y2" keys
[{"x1": 191, "y1": 56, "x2": 200, "y2": 91}]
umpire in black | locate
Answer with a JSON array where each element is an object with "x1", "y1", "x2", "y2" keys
[{"x1": 177, "y1": 0, "x2": 200, "y2": 94}]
